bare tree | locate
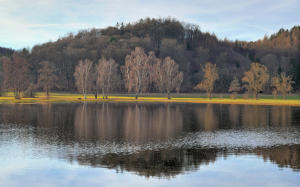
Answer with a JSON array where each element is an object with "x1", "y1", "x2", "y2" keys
[
  {"x1": 153, "y1": 56, "x2": 183, "y2": 99},
  {"x1": 121, "y1": 47, "x2": 152, "y2": 99},
  {"x1": 194, "y1": 62, "x2": 219, "y2": 99},
  {"x1": 271, "y1": 72, "x2": 294, "y2": 99},
  {"x1": 228, "y1": 77, "x2": 241, "y2": 99},
  {"x1": 96, "y1": 57, "x2": 120, "y2": 99},
  {"x1": 91, "y1": 68, "x2": 99, "y2": 99},
  {"x1": 242, "y1": 63, "x2": 269, "y2": 99},
  {"x1": 24, "y1": 83, "x2": 36, "y2": 98},
  {"x1": 37, "y1": 61, "x2": 58, "y2": 97},
  {"x1": 2, "y1": 54, "x2": 31, "y2": 99},
  {"x1": 74, "y1": 59, "x2": 93, "y2": 99}
]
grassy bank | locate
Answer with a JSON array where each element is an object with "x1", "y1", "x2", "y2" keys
[{"x1": 0, "y1": 92, "x2": 299, "y2": 106}]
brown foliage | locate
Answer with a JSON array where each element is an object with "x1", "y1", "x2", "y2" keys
[
  {"x1": 242, "y1": 63, "x2": 269, "y2": 99},
  {"x1": 1, "y1": 20, "x2": 299, "y2": 93},
  {"x1": 271, "y1": 73, "x2": 294, "y2": 99},
  {"x1": 37, "y1": 61, "x2": 59, "y2": 96},
  {"x1": 195, "y1": 62, "x2": 219, "y2": 99},
  {"x1": 228, "y1": 77, "x2": 241, "y2": 99},
  {"x1": 2, "y1": 53, "x2": 31, "y2": 98}
]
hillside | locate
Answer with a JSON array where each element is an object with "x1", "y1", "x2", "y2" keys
[
  {"x1": 0, "y1": 47, "x2": 14, "y2": 57},
  {"x1": 2, "y1": 18, "x2": 300, "y2": 92}
]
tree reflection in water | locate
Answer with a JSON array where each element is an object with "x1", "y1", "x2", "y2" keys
[{"x1": 0, "y1": 103, "x2": 299, "y2": 177}]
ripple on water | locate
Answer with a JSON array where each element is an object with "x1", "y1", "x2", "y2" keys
[{"x1": 1, "y1": 125, "x2": 300, "y2": 157}]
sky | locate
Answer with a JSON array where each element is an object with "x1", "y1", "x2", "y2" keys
[{"x1": 0, "y1": 0, "x2": 299, "y2": 49}]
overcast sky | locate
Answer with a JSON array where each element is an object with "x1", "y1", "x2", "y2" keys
[{"x1": 1, "y1": 0, "x2": 299, "y2": 49}]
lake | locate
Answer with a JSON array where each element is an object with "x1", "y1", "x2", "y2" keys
[{"x1": 0, "y1": 103, "x2": 299, "y2": 186}]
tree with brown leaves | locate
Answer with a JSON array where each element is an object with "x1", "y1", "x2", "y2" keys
[
  {"x1": 153, "y1": 56, "x2": 183, "y2": 99},
  {"x1": 121, "y1": 47, "x2": 152, "y2": 99},
  {"x1": 228, "y1": 77, "x2": 241, "y2": 99},
  {"x1": 74, "y1": 59, "x2": 93, "y2": 99},
  {"x1": 271, "y1": 72, "x2": 294, "y2": 99},
  {"x1": 195, "y1": 62, "x2": 219, "y2": 99},
  {"x1": 242, "y1": 63, "x2": 269, "y2": 99},
  {"x1": 96, "y1": 57, "x2": 120, "y2": 99},
  {"x1": 2, "y1": 53, "x2": 31, "y2": 99},
  {"x1": 37, "y1": 61, "x2": 59, "y2": 97}
]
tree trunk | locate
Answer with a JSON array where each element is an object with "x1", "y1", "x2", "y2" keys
[
  {"x1": 231, "y1": 92, "x2": 236, "y2": 99},
  {"x1": 254, "y1": 92, "x2": 258, "y2": 100},
  {"x1": 208, "y1": 92, "x2": 212, "y2": 100},
  {"x1": 17, "y1": 90, "x2": 21, "y2": 99},
  {"x1": 94, "y1": 90, "x2": 97, "y2": 99}
]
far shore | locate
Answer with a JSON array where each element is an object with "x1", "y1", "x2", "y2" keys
[{"x1": 0, "y1": 92, "x2": 299, "y2": 106}]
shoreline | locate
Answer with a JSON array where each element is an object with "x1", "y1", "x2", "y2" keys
[{"x1": 0, "y1": 95, "x2": 299, "y2": 106}]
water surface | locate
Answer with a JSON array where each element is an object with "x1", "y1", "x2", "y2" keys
[{"x1": 0, "y1": 103, "x2": 299, "y2": 186}]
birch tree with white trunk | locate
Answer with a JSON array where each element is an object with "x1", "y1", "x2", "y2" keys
[
  {"x1": 153, "y1": 56, "x2": 183, "y2": 99},
  {"x1": 74, "y1": 59, "x2": 93, "y2": 99},
  {"x1": 96, "y1": 57, "x2": 120, "y2": 99},
  {"x1": 122, "y1": 47, "x2": 152, "y2": 99}
]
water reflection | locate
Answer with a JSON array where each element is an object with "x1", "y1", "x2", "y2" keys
[
  {"x1": 76, "y1": 148, "x2": 220, "y2": 178},
  {"x1": 74, "y1": 103, "x2": 184, "y2": 143},
  {"x1": 75, "y1": 145, "x2": 300, "y2": 178},
  {"x1": 0, "y1": 103, "x2": 299, "y2": 178}
]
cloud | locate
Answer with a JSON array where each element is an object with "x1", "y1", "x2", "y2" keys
[{"x1": 0, "y1": 0, "x2": 299, "y2": 49}]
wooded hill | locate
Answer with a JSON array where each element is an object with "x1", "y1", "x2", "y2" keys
[
  {"x1": 0, "y1": 47, "x2": 14, "y2": 57},
  {"x1": 1, "y1": 18, "x2": 299, "y2": 93}
]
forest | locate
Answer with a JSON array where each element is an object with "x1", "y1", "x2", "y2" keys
[{"x1": 0, "y1": 18, "x2": 299, "y2": 97}]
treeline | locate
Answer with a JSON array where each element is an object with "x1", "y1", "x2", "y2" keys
[
  {"x1": 0, "y1": 18, "x2": 299, "y2": 97},
  {"x1": 73, "y1": 47, "x2": 183, "y2": 99},
  {"x1": 0, "y1": 46, "x2": 294, "y2": 99},
  {"x1": 0, "y1": 47, "x2": 14, "y2": 57}
]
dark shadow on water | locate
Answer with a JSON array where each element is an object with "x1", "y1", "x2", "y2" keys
[{"x1": 75, "y1": 145, "x2": 300, "y2": 178}]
